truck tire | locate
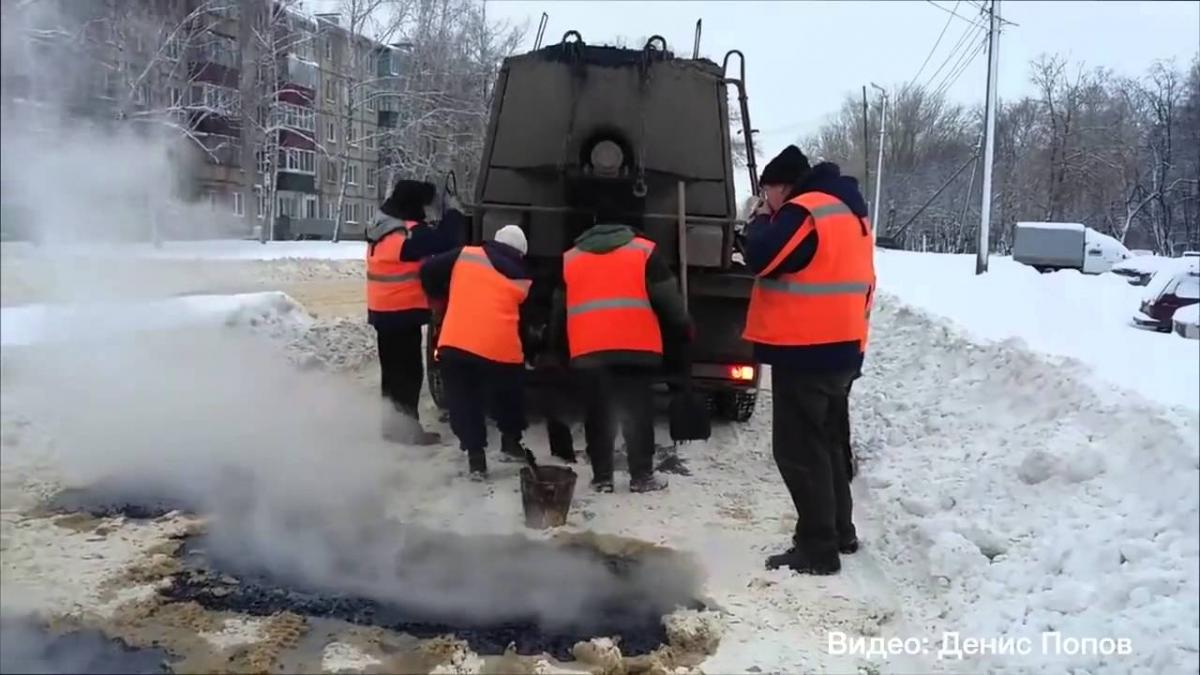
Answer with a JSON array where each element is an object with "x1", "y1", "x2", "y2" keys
[
  {"x1": 717, "y1": 390, "x2": 757, "y2": 423},
  {"x1": 425, "y1": 324, "x2": 447, "y2": 409}
]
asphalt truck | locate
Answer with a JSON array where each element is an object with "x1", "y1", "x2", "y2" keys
[{"x1": 426, "y1": 30, "x2": 762, "y2": 422}]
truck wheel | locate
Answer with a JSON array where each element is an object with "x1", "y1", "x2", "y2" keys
[
  {"x1": 425, "y1": 324, "x2": 447, "y2": 409},
  {"x1": 717, "y1": 390, "x2": 757, "y2": 423}
]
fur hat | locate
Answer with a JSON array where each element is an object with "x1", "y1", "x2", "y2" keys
[
  {"x1": 759, "y1": 145, "x2": 812, "y2": 187},
  {"x1": 380, "y1": 179, "x2": 437, "y2": 220},
  {"x1": 492, "y1": 224, "x2": 528, "y2": 255}
]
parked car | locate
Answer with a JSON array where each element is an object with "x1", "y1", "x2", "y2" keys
[
  {"x1": 1132, "y1": 261, "x2": 1200, "y2": 332},
  {"x1": 1174, "y1": 304, "x2": 1200, "y2": 340},
  {"x1": 1012, "y1": 222, "x2": 1130, "y2": 274},
  {"x1": 1110, "y1": 255, "x2": 1175, "y2": 286}
]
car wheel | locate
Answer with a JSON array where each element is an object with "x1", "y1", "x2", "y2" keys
[{"x1": 426, "y1": 324, "x2": 447, "y2": 409}]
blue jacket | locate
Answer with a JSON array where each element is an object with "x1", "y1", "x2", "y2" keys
[{"x1": 744, "y1": 162, "x2": 870, "y2": 373}]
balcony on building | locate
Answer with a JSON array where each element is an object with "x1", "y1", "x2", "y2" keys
[
  {"x1": 280, "y1": 53, "x2": 319, "y2": 103},
  {"x1": 188, "y1": 31, "x2": 239, "y2": 88},
  {"x1": 193, "y1": 132, "x2": 242, "y2": 167}
]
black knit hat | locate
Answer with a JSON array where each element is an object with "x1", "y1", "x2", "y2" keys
[
  {"x1": 759, "y1": 145, "x2": 811, "y2": 187},
  {"x1": 380, "y1": 179, "x2": 437, "y2": 220}
]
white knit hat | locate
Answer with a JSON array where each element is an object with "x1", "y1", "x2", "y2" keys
[{"x1": 493, "y1": 224, "x2": 528, "y2": 255}]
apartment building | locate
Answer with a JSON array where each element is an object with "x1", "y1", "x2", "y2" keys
[{"x1": 0, "y1": 0, "x2": 405, "y2": 240}]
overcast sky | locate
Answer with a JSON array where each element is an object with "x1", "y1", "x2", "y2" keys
[{"x1": 485, "y1": 0, "x2": 1198, "y2": 188}]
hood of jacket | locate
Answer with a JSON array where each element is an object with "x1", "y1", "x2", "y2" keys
[
  {"x1": 573, "y1": 223, "x2": 636, "y2": 253},
  {"x1": 788, "y1": 162, "x2": 869, "y2": 218},
  {"x1": 380, "y1": 179, "x2": 436, "y2": 221},
  {"x1": 365, "y1": 214, "x2": 409, "y2": 243}
]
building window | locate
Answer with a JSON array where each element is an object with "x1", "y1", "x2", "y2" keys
[
  {"x1": 366, "y1": 168, "x2": 376, "y2": 190},
  {"x1": 196, "y1": 31, "x2": 237, "y2": 69},
  {"x1": 324, "y1": 79, "x2": 335, "y2": 102},
  {"x1": 325, "y1": 36, "x2": 333, "y2": 60},
  {"x1": 343, "y1": 202, "x2": 360, "y2": 224},
  {"x1": 255, "y1": 186, "x2": 266, "y2": 219},
  {"x1": 232, "y1": 191, "x2": 244, "y2": 216},
  {"x1": 326, "y1": 120, "x2": 336, "y2": 143},
  {"x1": 279, "y1": 148, "x2": 315, "y2": 174},
  {"x1": 347, "y1": 124, "x2": 357, "y2": 147},
  {"x1": 366, "y1": 204, "x2": 375, "y2": 222},
  {"x1": 347, "y1": 163, "x2": 358, "y2": 185},
  {"x1": 322, "y1": 200, "x2": 334, "y2": 220},
  {"x1": 278, "y1": 194, "x2": 300, "y2": 218},
  {"x1": 277, "y1": 102, "x2": 314, "y2": 132},
  {"x1": 366, "y1": 93, "x2": 375, "y2": 111},
  {"x1": 366, "y1": 132, "x2": 375, "y2": 150},
  {"x1": 168, "y1": 86, "x2": 182, "y2": 107},
  {"x1": 304, "y1": 195, "x2": 318, "y2": 219},
  {"x1": 325, "y1": 159, "x2": 338, "y2": 183},
  {"x1": 164, "y1": 36, "x2": 181, "y2": 60}
]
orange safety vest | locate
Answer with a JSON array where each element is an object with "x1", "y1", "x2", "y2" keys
[
  {"x1": 743, "y1": 191, "x2": 876, "y2": 352},
  {"x1": 563, "y1": 236, "x2": 663, "y2": 360},
  {"x1": 366, "y1": 220, "x2": 428, "y2": 312},
  {"x1": 437, "y1": 246, "x2": 531, "y2": 364}
]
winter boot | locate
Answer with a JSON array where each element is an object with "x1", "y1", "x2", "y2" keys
[
  {"x1": 499, "y1": 434, "x2": 527, "y2": 463},
  {"x1": 383, "y1": 406, "x2": 441, "y2": 446},
  {"x1": 630, "y1": 474, "x2": 669, "y2": 494},
  {"x1": 838, "y1": 536, "x2": 860, "y2": 555},
  {"x1": 765, "y1": 547, "x2": 840, "y2": 575},
  {"x1": 547, "y1": 420, "x2": 577, "y2": 464},
  {"x1": 467, "y1": 450, "x2": 488, "y2": 481},
  {"x1": 590, "y1": 477, "x2": 615, "y2": 494}
]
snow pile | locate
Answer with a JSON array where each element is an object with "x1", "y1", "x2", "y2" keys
[
  {"x1": 0, "y1": 292, "x2": 311, "y2": 347},
  {"x1": 876, "y1": 251, "x2": 1199, "y2": 411},
  {"x1": 1, "y1": 240, "x2": 367, "y2": 261},
  {"x1": 856, "y1": 299, "x2": 1199, "y2": 674}
]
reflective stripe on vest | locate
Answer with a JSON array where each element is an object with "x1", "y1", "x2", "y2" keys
[
  {"x1": 436, "y1": 246, "x2": 530, "y2": 364},
  {"x1": 366, "y1": 220, "x2": 428, "y2": 312},
  {"x1": 743, "y1": 192, "x2": 876, "y2": 350},
  {"x1": 563, "y1": 237, "x2": 663, "y2": 360}
]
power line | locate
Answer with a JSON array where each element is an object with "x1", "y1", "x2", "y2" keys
[
  {"x1": 908, "y1": 0, "x2": 960, "y2": 89},
  {"x1": 924, "y1": 0, "x2": 987, "y2": 29},
  {"x1": 932, "y1": 31, "x2": 987, "y2": 100},
  {"x1": 920, "y1": 18, "x2": 983, "y2": 92}
]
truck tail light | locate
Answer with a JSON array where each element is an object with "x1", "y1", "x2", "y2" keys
[{"x1": 728, "y1": 365, "x2": 755, "y2": 381}]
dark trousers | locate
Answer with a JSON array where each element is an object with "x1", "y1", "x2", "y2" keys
[
  {"x1": 582, "y1": 368, "x2": 655, "y2": 482},
  {"x1": 772, "y1": 368, "x2": 858, "y2": 557},
  {"x1": 440, "y1": 356, "x2": 527, "y2": 452},
  {"x1": 842, "y1": 380, "x2": 856, "y2": 480},
  {"x1": 376, "y1": 324, "x2": 424, "y2": 416}
]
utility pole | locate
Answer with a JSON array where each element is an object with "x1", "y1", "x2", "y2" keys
[
  {"x1": 976, "y1": 0, "x2": 1001, "y2": 274},
  {"x1": 870, "y1": 82, "x2": 888, "y2": 233},
  {"x1": 862, "y1": 85, "x2": 870, "y2": 204}
]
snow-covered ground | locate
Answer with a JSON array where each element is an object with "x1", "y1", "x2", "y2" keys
[
  {"x1": 0, "y1": 291, "x2": 310, "y2": 347},
  {"x1": 876, "y1": 251, "x2": 1200, "y2": 411},
  {"x1": 0, "y1": 239, "x2": 367, "y2": 261},
  {"x1": 1, "y1": 249, "x2": 1196, "y2": 673}
]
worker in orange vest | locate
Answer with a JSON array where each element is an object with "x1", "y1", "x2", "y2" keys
[
  {"x1": 550, "y1": 183, "x2": 690, "y2": 494},
  {"x1": 366, "y1": 179, "x2": 459, "y2": 445},
  {"x1": 419, "y1": 225, "x2": 534, "y2": 479},
  {"x1": 743, "y1": 145, "x2": 876, "y2": 575}
]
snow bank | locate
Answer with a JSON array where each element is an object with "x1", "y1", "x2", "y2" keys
[
  {"x1": 876, "y1": 251, "x2": 1199, "y2": 411},
  {"x1": 1175, "y1": 304, "x2": 1200, "y2": 327},
  {"x1": 0, "y1": 292, "x2": 310, "y2": 347},
  {"x1": 856, "y1": 300, "x2": 1200, "y2": 674},
  {"x1": 0, "y1": 240, "x2": 367, "y2": 261}
]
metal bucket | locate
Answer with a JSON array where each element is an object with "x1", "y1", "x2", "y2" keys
[{"x1": 519, "y1": 465, "x2": 578, "y2": 529}]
